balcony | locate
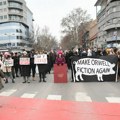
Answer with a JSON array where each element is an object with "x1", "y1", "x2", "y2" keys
[
  {"x1": 8, "y1": 11, "x2": 23, "y2": 17},
  {"x1": 8, "y1": 4, "x2": 23, "y2": 10},
  {"x1": 104, "y1": 24, "x2": 120, "y2": 31},
  {"x1": 106, "y1": 36, "x2": 120, "y2": 42},
  {"x1": 8, "y1": 0, "x2": 23, "y2": 4},
  {"x1": 9, "y1": 18, "x2": 23, "y2": 22}
]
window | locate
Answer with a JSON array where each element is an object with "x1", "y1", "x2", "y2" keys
[
  {"x1": 0, "y1": 2, "x2": 2, "y2": 5},
  {"x1": 4, "y1": 15, "x2": 7, "y2": 19},
  {"x1": 3, "y1": 1, "x2": 6, "y2": 5},
  {"x1": 17, "y1": 36, "x2": 19, "y2": 39},
  {"x1": 16, "y1": 29, "x2": 19, "y2": 32},
  {"x1": 20, "y1": 36, "x2": 22, "y2": 39},
  {"x1": 113, "y1": 7, "x2": 116, "y2": 12},
  {"x1": 0, "y1": 9, "x2": 3, "y2": 12},
  {"x1": 0, "y1": 16, "x2": 3, "y2": 20}
]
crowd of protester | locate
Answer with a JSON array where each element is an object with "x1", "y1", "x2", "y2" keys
[{"x1": 0, "y1": 47, "x2": 120, "y2": 89}]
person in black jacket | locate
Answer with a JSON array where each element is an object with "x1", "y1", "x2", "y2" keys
[
  {"x1": 37, "y1": 51, "x2": 48, "y2": 82},
  {"x1": 29, "y1": 49, "x2": 36, "y2": 81},
  {"x1": 14, "y1": 52, "x2": 20, "y2": 77},
  {"x1": 20, "y1": 51, "x2": 31, "y2": 83}
]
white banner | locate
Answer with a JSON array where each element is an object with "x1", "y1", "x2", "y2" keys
[
  {"x1": 19, "y1": 58, "x2": 30, "y2": 65},
  {"x1": 34, "y1": 54, "x2": 48, "y2": 64},
  {"x1": 3, "y1": 59, "x2": 14, "y2": 67}
]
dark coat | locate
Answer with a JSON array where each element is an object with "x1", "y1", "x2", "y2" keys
[
  {"x1": 37, "y1": 54, "x2": 49, "y2": 73},
  {"x1": 21, "y1": 65, "x2": 30, "y2": 77},
  {"x1": 38, "y1": 64, "x2": 48, "y2": 73},
  {"x1": 20, "y1": 56, "x2": 30, "y2": 77}
]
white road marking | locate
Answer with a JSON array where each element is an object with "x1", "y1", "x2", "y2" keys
[
  {"x1": 0, "y1": 89, "x2": 17, "y2": 96},
  {"x1": 75, "y1": 92, "x2": 92, "y2": 102},
  {"x1": 47, "y1": 95, "x2": 62, "y2": 100},
  {"x1": 21, "y1": 93, "x2": 36, "y2": 98},
  {"x1": 106, "y1": 97, "x2": 120, "y2": 103}
]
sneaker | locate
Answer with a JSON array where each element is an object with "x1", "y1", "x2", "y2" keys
[{"x1": 27, "y1": 81, "x2": 30, "y2": 83}]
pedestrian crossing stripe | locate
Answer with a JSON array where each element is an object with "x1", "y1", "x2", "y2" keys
[
  {"x1": 21, "y1": 93, "x2": 36, "y2": 98},
  {"x1": 106, "y1": 97, "x2": 120, "y2": 103},
  {"x1": 75, "y1": 92, "x2": 92, "y2": 102},
  {"x1": 0, "y1": 89, "x2": 17, "y2": 96},
  {"x1": 1, "y1": 89, "x2": 120, "y2": 103},
  {"x1": 47, "y1": 95, "x2": 62, "y2": 100}
]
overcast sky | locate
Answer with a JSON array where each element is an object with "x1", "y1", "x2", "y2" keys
[{"x1": 26, "y1": 0, "x2": 97, "y2": 40}]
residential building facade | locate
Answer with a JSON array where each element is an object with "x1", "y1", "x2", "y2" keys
[
  {"x1": 95, "y1": 0, "x2": 120, "y2": 48},
  {"x1": 0, "y1": 0, "x2": 34, "y2": 51},
  {"x1": 89, "y1": 20, "x2": 98, "y2": 48}
]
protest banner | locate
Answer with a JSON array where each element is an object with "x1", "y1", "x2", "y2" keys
[
  {"x1": 34, "y1": 54, "x2": 48, "y2": 64},
  {"x1": 19, "y1": 58, "x2": 30, "y2": 65},
  {"x1": 71, "y1": 55, "x2": 118, "y2": 82},
  {"x1": 3, "y1": 59, "x2": 13, "y2": 67}
]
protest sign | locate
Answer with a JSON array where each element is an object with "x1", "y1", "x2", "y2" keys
[
  {"x1": 34, "y1": 54, "x2": 48, "y2": 64},
  {"x1": 4, "y1": 59, "x2": 13, "y2": 66},
  {"x1": 19, "y1": 58, "x2": 30, "y2": 65}
]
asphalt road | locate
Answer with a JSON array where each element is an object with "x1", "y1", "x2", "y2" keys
[{"x1": 0, "y1": 70, "x2": 120, "y2": 103}]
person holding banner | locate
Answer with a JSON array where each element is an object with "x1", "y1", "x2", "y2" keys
[
  {"x1": 2, "y1": 52, "x2": 15, "y2": 83},
  {"x1": 35, "y1": 51, "x2": 48, "y2": 82},
  {"x1": 20, "y1": 51, "x2": 31, "y2": 83}
]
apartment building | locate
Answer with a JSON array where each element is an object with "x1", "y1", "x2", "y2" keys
[
  {"x1": 89, "y1": 20, "x2": 98, "y2": 48},
  {"x1": 95, "y1": 0, "x2": 120, "y2": 48},
  {"x1": 0, "y1": 0, "x2": 34, "y2": 51}
]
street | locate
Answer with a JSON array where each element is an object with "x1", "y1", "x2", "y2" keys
[
  {"x1": 0, "y1": 70, "x2": 120, "y2": 103},
  {"x1": 1, "y1": 70, "x2": 120, "y2": 120}
]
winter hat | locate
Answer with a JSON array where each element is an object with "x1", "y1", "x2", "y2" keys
[
  {"x1": 23, "y1": 51, "x2": 27, "y2": 55},
  {"x1": 4, "y1": 52, "x2": 10, "y2": 56}
]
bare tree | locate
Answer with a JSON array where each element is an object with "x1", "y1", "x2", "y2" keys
[
  {"x1": 61, "y1": 7, "x2": 91, "y2": 47},
  {"x1": 36, "y1": 26, "x2": 58, "y2": 51}
]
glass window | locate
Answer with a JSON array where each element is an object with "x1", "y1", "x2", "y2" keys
[
  {"x1": 16, "y1": 29, "x2": 19, "y2": 32},
  {"x1": 0, "y1": 16, "x2": 3, "y2": 20},
  {"x1": 4, "y1": 15, "x2": 7, "y2": 19},
  {"x1": 0, "y1": 2, "x2": 2, "y2": 5},
  {"x1": 3, "y1": 1, "x2": 6, "y2": 5},
  {"x1": 0, "y1": 9, "x2": 3, "y2": 12},
  {"x1": 20, "y1": 29, "x2": 22, "y2": 33},
  {"x1": 20, "y1": 36, "x2": 22, "y2": 39},
  {"x1": 17, "y1": 36, "x2": 19, "y2": 39}
]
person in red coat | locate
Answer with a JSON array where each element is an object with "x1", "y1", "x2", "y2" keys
[{"x1": 55, "y1": 53, "x2": 66, "y2": 65}]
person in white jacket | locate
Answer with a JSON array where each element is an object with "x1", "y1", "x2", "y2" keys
[
  {"x1": 2, "y1": 52, "x2": 15, "y2": 83},
  {"x1": 87, "y1": 48, "x2": 92, "y2": 57}
]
